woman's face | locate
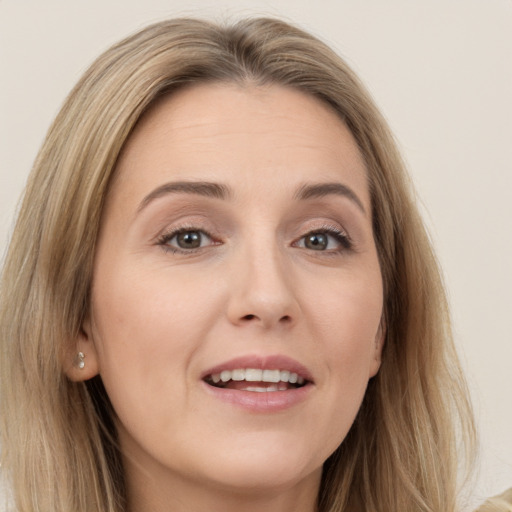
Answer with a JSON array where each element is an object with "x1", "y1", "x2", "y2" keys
[{"x1": 78, "y1": 84, "x2": 384, "y2": 502}]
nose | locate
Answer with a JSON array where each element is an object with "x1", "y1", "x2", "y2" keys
[{"x1": 226, "y1": 242, "x2": 301, "y2": 329}]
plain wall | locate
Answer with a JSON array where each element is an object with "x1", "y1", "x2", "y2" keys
[{"x1": 1, "y1": 0, "x2": 511, "y2": 509}]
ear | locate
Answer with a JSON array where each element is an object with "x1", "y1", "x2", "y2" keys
[
  {"x1": 368, "y1": 317, "x2": 386, "y2": 378},
  {"x1": 63, "y1": 317, "x2": 100, "y2": 382}
]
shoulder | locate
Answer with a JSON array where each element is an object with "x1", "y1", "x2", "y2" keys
[{"x1": 475, "y1": 488, "x2": 512, "y2": 512}]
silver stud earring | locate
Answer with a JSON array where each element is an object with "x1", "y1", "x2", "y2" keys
[{"x1": 75, "y1": 351, "x2": 85, "y2": 369}]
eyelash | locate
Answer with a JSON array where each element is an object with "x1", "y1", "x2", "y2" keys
[{"x1": 156, "y1": 224, "x2": 353, "y2": 255}]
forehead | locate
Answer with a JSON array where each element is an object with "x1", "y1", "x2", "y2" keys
[{"x1": 111, "y1": 83, "x2": 370, "y2": 209}]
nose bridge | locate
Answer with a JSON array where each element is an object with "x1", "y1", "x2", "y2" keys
[{"x1": 227, "y1": 229, "x2": 299, "y2": 328}]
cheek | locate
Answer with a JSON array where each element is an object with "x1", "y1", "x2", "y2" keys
[
  {"x1": 93, "y1": 261, "x2": 217, "y2": 344},
  {"x1": 89, "y1": 263, "x2": 222, "y2": 415},
  {"x1": 303, "y1": 267, "x2": 383, "y2": 440},
  {"x1": 307, "y1": 264, "x2": 383, "y2": 355}
]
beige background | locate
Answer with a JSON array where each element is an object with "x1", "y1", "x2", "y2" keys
[{"x1": 1, "y1": 0, "x2": 511, "y2": 508}]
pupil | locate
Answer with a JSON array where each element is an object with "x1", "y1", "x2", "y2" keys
[
  {"x1": 177, "y1": 231, "x2": 201, "y2": 249},
  {"x1": 305, "y1": 233, "x2": 327, "y2": 250}
]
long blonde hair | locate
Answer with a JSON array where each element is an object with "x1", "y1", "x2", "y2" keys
[{"x1": 0, "y1": 17, "x2": 475, "y2": 511}]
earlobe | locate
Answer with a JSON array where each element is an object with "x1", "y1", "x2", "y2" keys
[
  {"x1": 64, "y1": 320, "x2": 100, "y2": 382},
  {"x1": 369, "y1": 318, "x2": 386, "y2": 378}
]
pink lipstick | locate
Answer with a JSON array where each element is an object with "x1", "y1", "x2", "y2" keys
[{"x1": 201, "y1": 354, "x2": 314, "y2": 412}]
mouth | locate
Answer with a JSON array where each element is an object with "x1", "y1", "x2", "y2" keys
[
  {"x1": 203, "y1": 368, "x2": 309, "y2": 392},
  {"x1": 201, "y1": 355, "x2": 314, "y2": 411}
]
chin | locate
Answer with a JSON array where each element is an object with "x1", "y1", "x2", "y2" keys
[
  {"x1": 201, "y1": 459, "x2": 321, "y2": 495},
  {"x1": 188, "y1": 433, "x2": 325, "y2": 494}
]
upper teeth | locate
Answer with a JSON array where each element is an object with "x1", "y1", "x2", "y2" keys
[{"x1": 210, "y1": 369, "x2": 305, "y2": 385}]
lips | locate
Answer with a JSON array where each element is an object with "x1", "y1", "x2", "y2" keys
[{"x1": 201, "y1": 355, "x2": 313, "y2": 411}]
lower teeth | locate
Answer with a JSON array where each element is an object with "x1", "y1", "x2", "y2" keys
[
  {"x1": 207, "y1": 380, "x2": 302, "y2": 391},
  {"x1": 244, "y1": 384, "x2": 287, "y2": 392}
]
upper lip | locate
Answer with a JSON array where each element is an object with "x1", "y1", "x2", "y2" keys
[{"x1": 201, "y1": 354, "x2": 314, "y2": 383}]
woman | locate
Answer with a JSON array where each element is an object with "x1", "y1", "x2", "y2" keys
[{"x1": 0, "y1": 17, "x2": 475, "y2": 512}]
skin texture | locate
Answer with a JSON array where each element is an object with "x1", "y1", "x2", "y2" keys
[{"x1": 69, "y1": 84, "x2": 385, "y2": 512}]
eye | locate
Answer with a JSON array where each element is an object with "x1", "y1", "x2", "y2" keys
[
  {"x1": 174, "y1": 230, "x2": 204, "y2": 249},
  {"x1": 296, "y1": 229, "x2": 351, "y2": 252},
  {"x1": 158, "y1": 228, "x2": 215, "y2": 253},
  {"x1": 304, "y1": 233, "x2": 329, "y2": 250}
]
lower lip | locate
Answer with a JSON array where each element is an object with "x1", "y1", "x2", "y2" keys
[{"x1": 201, "y1": 381, "x2": 313, "y2": 413}]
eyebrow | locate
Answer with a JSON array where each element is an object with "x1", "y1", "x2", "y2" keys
[
  {"x1": 137, "y1": 181, "x2": 231, "y2": 212},
  {"x1": 294, "y1": 182, "x2": 366, "y2": 215},
  {"x1": 137, "y1": 180, "x2": 366, "y2": 215}
]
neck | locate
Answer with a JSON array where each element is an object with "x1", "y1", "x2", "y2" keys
[{"x1": 124, "y1": 455, "x2": 321, "y2": 512}]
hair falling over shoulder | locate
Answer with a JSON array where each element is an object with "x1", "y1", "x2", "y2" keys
[{"x1": 0, "y1": 16, "x2": 475, "y2": 512}]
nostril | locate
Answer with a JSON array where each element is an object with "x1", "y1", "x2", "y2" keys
[{"x1": 238, "y1": 313, "x2": 293, "y2": 325}]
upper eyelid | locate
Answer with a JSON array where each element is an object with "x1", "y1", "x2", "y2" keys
[
  {"x1": 152, "y1": 215, "x2": 218, "y2": 239},
  {"x1": 157, "y1": 226, "x2": 216, "y2": 243},
  {"x1": 149, "y1": 209, "x2": 355, "y2": 242},
  {"x1": 293, "y1": 221, "x2": 350, "y2": 239},
  {"x1": 154, "y1": 217, "x2": 350, "y2": 236}
]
